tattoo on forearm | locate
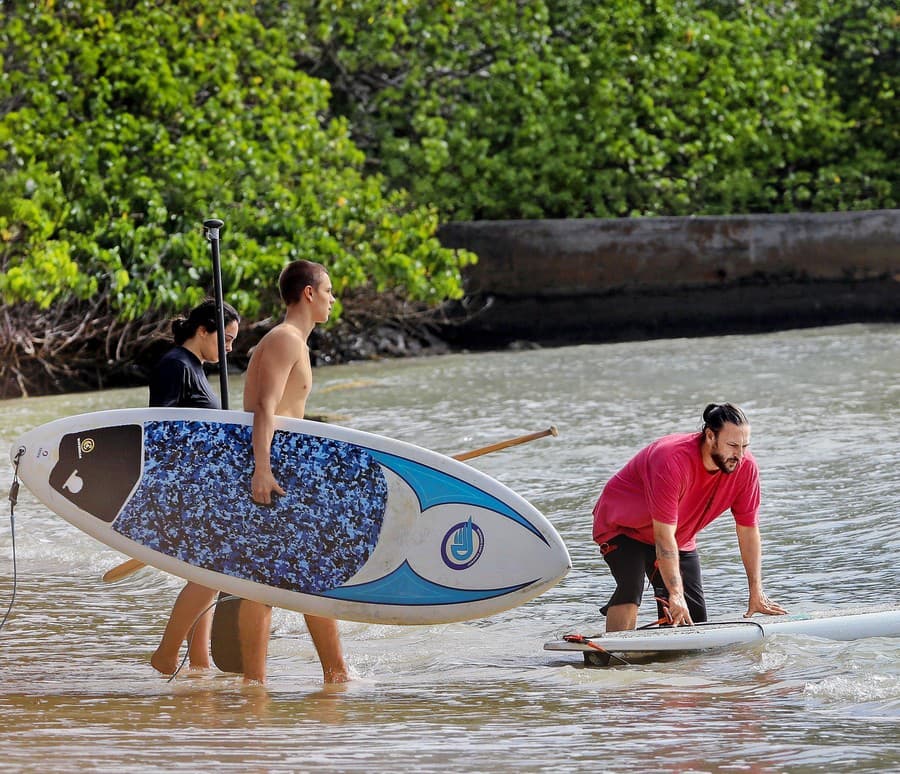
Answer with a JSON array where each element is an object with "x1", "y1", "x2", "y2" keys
[
  {"x1": 663, "y1": 573, "x2": 682, "y2": 593},
  {"x1": 656, "y1": 545, "x2": 682, "y2": 594}
]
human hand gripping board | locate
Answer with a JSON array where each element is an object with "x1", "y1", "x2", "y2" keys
[{"x1": 10, "y1": 408, "x2": 570, "y2": 628}]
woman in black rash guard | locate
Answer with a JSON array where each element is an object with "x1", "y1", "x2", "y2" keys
[
  {"x1": 149, "y1": 300, "x2": 240, "y2": 410},
  {"x1": 149, "y1": 299, "x2": 240, "y2": 675}
]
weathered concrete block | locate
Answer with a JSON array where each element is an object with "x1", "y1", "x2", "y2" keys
[{"x1": 438, "y1": 210, "x2": 900, "y2": 345}]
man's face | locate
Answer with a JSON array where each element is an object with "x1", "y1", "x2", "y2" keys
[
  {"x1": 310, "y1": 273, "x2": 335, "y2": 324},
  {"x1": 708, "y1": 423, "x2": 751, "y2": 474}
]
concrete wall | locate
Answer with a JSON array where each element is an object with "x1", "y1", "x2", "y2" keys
[{"x1": 437, "y1": 210, "x2": 900, "y2": 345}]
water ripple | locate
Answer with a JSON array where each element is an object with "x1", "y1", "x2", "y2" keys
[{"x1": 1, "y1": 323, "x2": 898, "y2": 771}]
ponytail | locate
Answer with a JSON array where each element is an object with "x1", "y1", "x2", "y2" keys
[
  {"x1": 701, "y1": 403, "x2": 748, "y2": 434},
  {"x1": 171, "y1": 299, "x2": 240, "y2": 345}
]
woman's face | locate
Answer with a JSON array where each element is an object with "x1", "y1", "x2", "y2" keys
[{"x1": 197, "y1": 319, "x2": 239, "y2": 364}]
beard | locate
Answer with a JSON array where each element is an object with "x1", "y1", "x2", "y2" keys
[{"x1": 710, "y1": 450, "x2": 740, "y2": 474}]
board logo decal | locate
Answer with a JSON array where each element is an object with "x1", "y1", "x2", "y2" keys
[
  {"x1": 441, "y1": 517, "x2": 484, "y2": 570},
  {"x1": 63, "y1": 470, "x2": 85, "y2": 493},
  {"x1": 78, "y1": 437, "x2": 95, "y2": 457}
]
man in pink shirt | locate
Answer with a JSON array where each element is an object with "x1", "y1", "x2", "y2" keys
[{"x1": 593, "y1": 403, "x2": 786, "y2": 632}]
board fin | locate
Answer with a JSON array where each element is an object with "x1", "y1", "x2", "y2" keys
[{"x1": 210, "y1": 594, "x2": 244, "y2": 673}]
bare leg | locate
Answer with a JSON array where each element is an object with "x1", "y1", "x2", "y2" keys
[
  {"x1": 151, "y1": 582, "x2": 217, "y2": 674},
  {"x1": 605, "y1": 603, "x2": 639, "y2": 633},
  {"x1": 187, "y1": 606, "x2": 214, "y2": 668},
  {"x1": 304, "y1": 614, "x2": 349, "y2": 683},
  {"x1": 239, "y1": 601, "x2": 272, "y2": 684}
]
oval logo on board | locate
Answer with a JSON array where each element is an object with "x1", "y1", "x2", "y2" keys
[{"x1": 441, "y1": 517, "x2": 484, "y2": 570}]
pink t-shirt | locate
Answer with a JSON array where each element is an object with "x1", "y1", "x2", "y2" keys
[{"x1": 592, "y1": 433, "x2": 760, "y2": 551}]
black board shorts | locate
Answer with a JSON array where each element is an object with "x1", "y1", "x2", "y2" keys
[{"x1": 598, "y1": 534, "x2": 708, "y2": 623}]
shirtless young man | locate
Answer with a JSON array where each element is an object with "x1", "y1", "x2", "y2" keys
[{"x1": 240, "y1": 260, "x2": 350, "y2": 684}]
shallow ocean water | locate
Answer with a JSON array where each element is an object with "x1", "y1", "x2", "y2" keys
[{"x1": 1, "y1": 323, "x2": 898, "y2": 772}]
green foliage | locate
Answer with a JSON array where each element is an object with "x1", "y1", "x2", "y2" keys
[
  {"x1": 0, "y1": 0, "x2": 475, "y2": 319},
  {"x1": 1, "y1": 0, "x2": 895, "y2": 323},
  {"x1": 295, "y1": 0, "x2": 897, "y2": 218},
  {"x1": 812, "y1": 0, "x2": 898, "y2": 210}
]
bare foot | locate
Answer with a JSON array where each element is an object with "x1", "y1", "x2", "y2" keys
[
  {"x1": 150, "y1": 650, "x2": 177, "y2": 676},
  {"x1": 323, "y1": 666, "x2": 352, "y2": 684}
]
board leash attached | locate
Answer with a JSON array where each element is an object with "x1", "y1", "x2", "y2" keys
[
  {"x1": 562, "y1": 633, "x2": 631, "y2": 666},
  {"x1": 1, "y1": 447, "x2": 24, "y2": 633}
]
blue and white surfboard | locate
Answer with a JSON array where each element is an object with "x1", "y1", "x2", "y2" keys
[{"x1": 10, "y1": 408, "x2": 570, "y2": 624}]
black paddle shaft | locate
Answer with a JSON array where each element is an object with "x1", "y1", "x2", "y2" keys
[
  {"x1": 203, "y1": 219, "x2": 246, "y2": 670},
  {"x1": 203, "y1": 218, "x2": 229, "y2": 410}
]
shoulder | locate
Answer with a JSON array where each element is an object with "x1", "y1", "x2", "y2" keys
[
  {"x1": 257, "y1": 324, "x2": 307, "y2": 358},
  {"x1": 158, "y1": 345, "x2": 197, "y2": 365},
  {"x1": 246, "y1": 325, "x2": 308, "y2": 380},
  {"x1": 645, "y1": 433, "x2": 698, "y2": 461},
  {"x1": 641, "y1": 433, "x2": 701, "y2": 479},
  {"x1": 153, "y1": 347, "x2": 189, "y2": 375},
  {"x1": 149, "y1": 348, "x2": 198, "y2": 407}
]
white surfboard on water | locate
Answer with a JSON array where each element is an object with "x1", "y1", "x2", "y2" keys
[
  {"x1": 545, "y1": 605, "x2": 900, "y2": 661},
  {"x1": 10, "y1": 408, "x2": 570, "y2": 625}
]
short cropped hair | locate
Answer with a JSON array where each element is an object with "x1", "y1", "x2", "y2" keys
[{"x1": 279, "y1": 260, "x2": 327, "y2": 305}]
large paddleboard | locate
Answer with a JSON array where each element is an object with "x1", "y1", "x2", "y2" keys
[
  {"x1": 10, "y1": 408, "x2": 570, "y2": 625},
  {"x1": 545, "y1": 605, "x2": 900, "y2": 664}
]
